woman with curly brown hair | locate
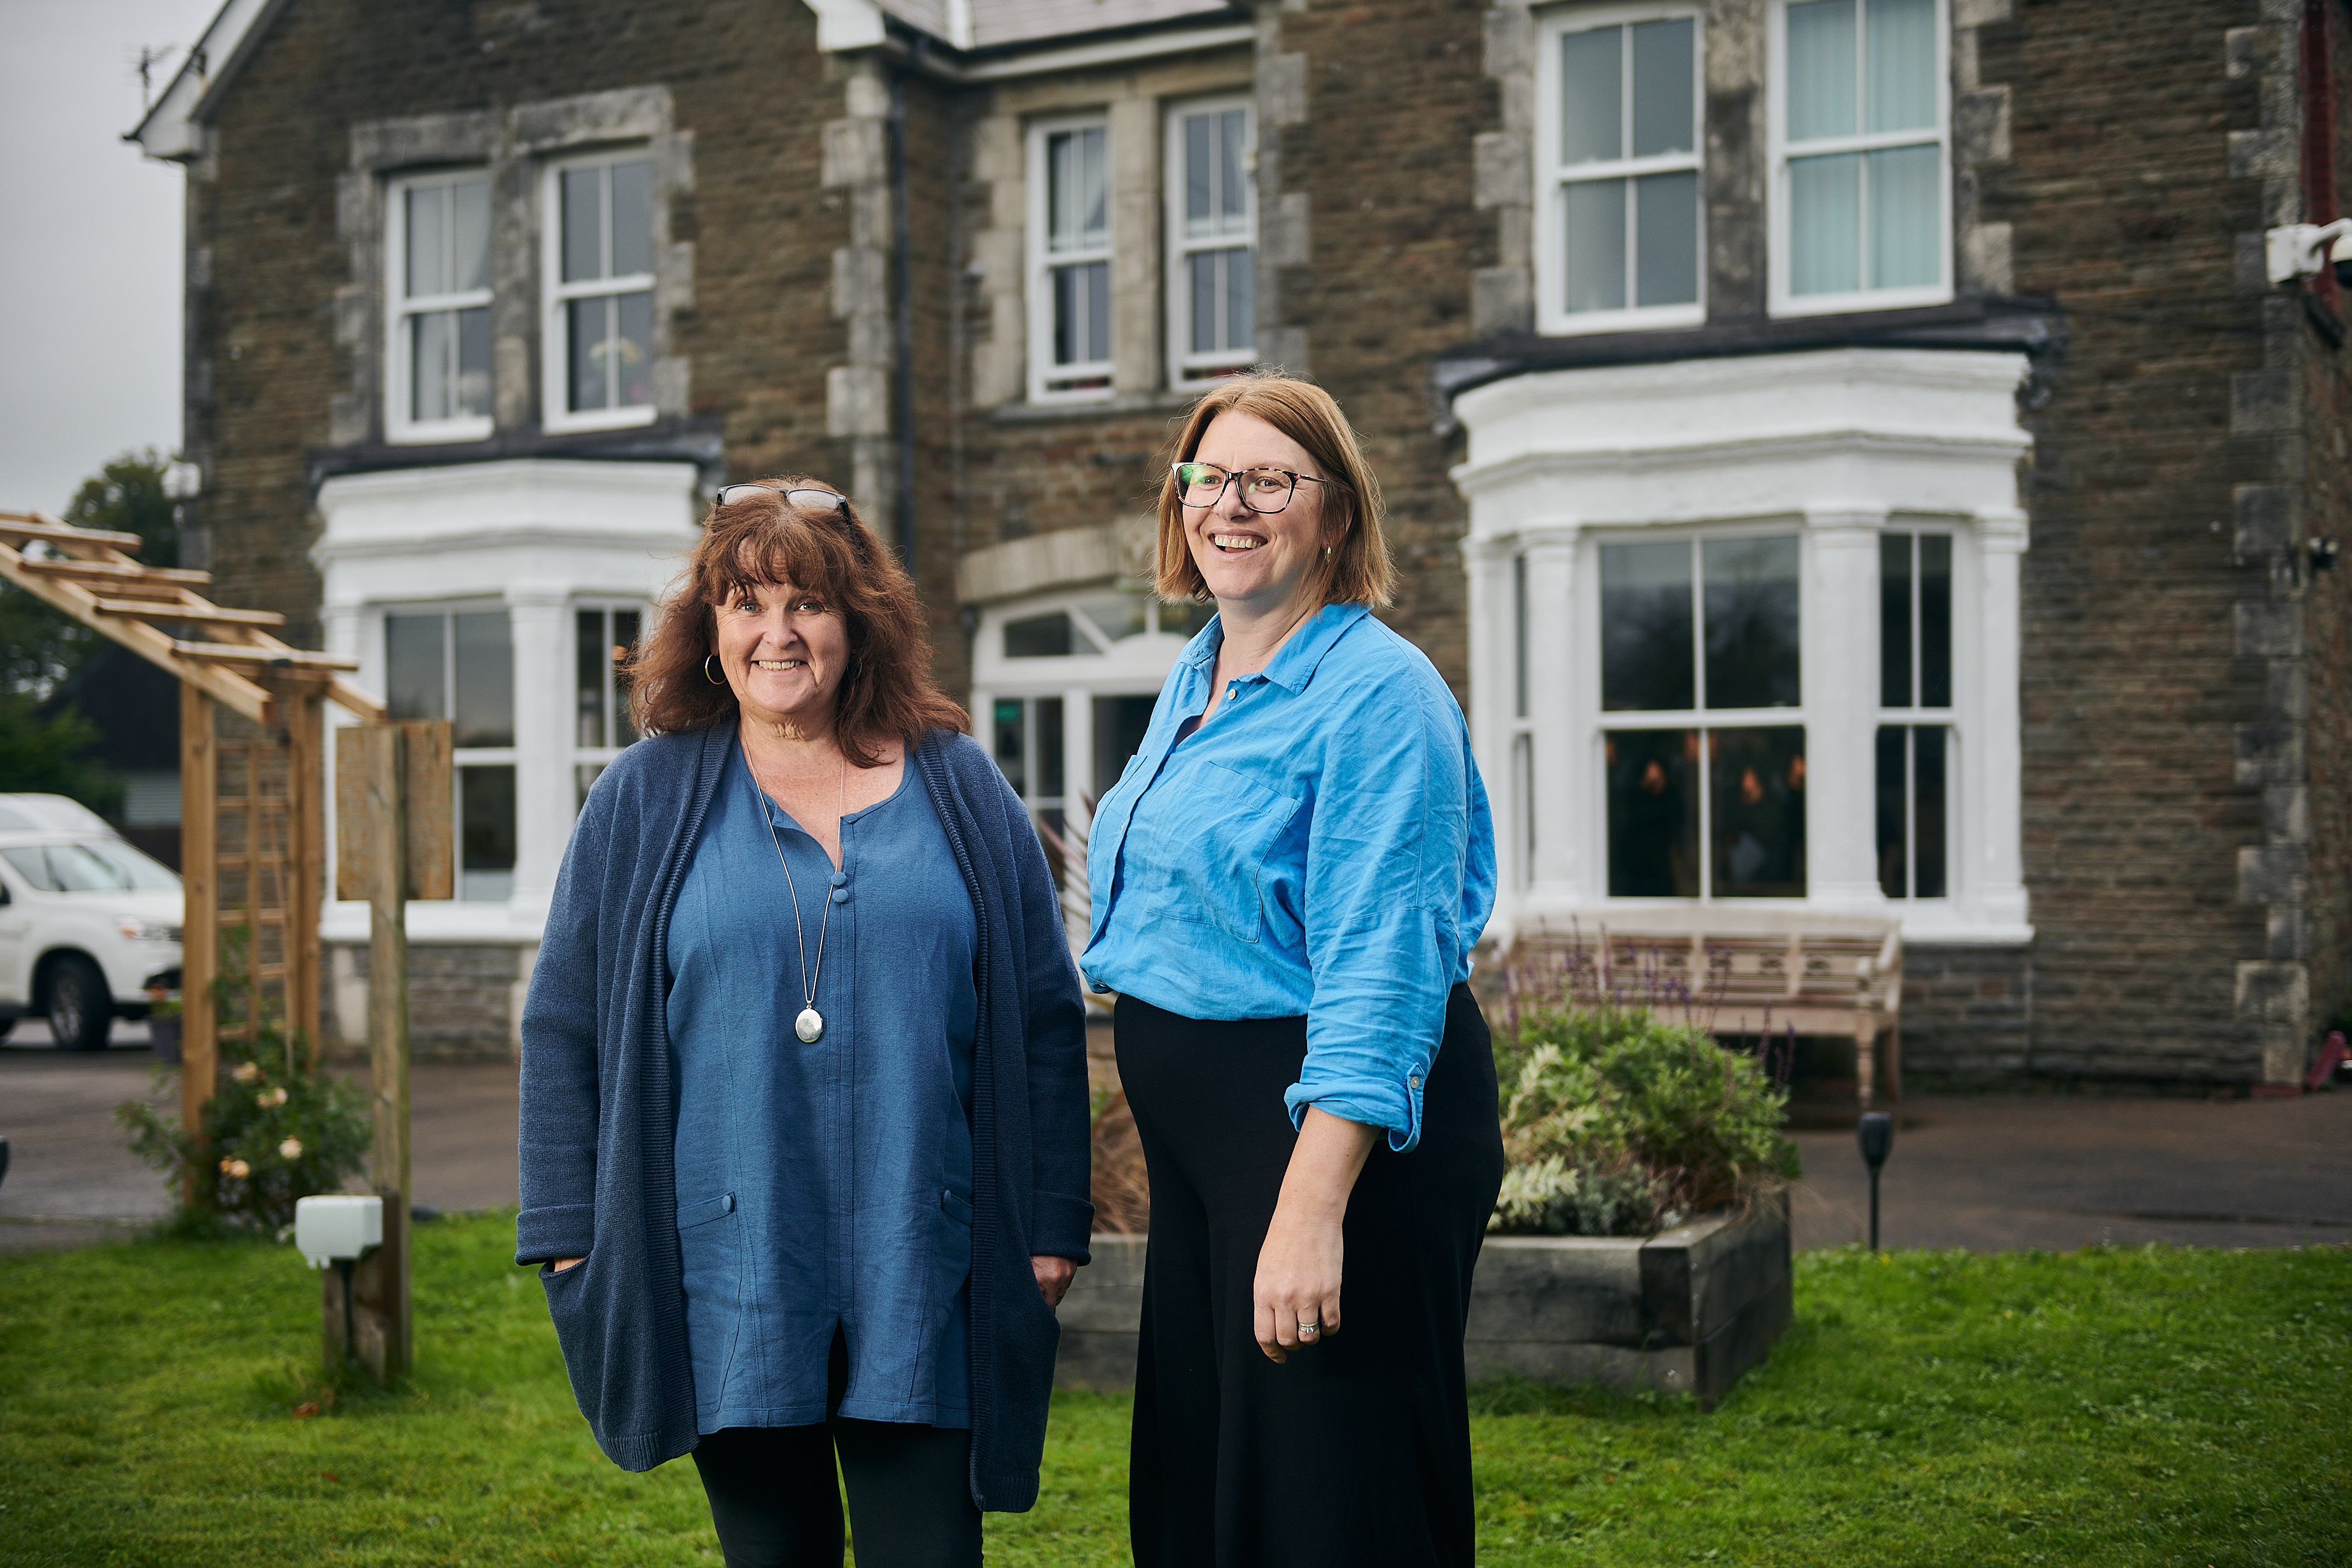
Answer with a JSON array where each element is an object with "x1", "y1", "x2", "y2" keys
[{"x1": 517, "y1": 479, "x2": 1094, "y2": 1567}]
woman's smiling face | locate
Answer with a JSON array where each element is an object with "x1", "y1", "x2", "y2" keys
[
  {"x1": 1182, "y1": 410, "x2": 1345, "y2": 619},
  {"x1": 712, "y1": 576, "x2": 850, "y2": 734}
]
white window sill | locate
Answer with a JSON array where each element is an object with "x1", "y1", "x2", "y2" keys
[
  {"x1": 543, "y1": 404, "x2": 658, "y2": 436},
  {"x1": 386, "y1": 417, "x2": 494, "y2": 447},
  {"x1": 1769, "y1": 283, "x2": 1953, "y2": 320},
  {"x1": 1536, "y1": 303, "x2": 1707, "y2": 338}
]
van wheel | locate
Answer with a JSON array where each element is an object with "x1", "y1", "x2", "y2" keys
[{"x1": 44, "y1": 955, "x2": 111, "y2": 1052}]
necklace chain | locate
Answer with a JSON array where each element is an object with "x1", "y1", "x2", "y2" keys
[{"x1": 749, "y1": 744, "x2": 847, "y2": 1041}]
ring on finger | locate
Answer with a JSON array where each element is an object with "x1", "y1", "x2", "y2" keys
[{"x1": 1297, "y1": 1320, "x2": 1320, "y2": 1338}]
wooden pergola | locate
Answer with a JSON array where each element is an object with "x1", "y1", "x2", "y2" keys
[{"x1": 1, "y1": 508, "x2": 425, "y2": 1381}]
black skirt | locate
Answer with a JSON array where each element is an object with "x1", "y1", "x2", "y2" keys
[{"x1": 1115, "y1": 983, "x2": 1506, "y2": 1568}]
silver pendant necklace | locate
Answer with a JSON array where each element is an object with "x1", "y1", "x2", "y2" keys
[{"x1": 750, "y1": 744, "x2": 847, "y2": 1044}]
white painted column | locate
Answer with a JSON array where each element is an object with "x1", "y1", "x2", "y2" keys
[
  {"x1": 1061, "y1": 685, "x2": 1095, "y2": 833},
  {"x1": 506, "y1": 593, "x2": 573, "y2": 915},
  {"x1": 1459, "y1": 533, "x2": 1515, "y2": 925},
  {"x1": 1520, "y1": 524, "x2": 1583, "y2": 903},
  {"x1": 1805, "y1": 510, "x2": 1887, "y2": 911},
  {"x1": 1971, "y1": 510, "x2": 2030, "y2": 930}
]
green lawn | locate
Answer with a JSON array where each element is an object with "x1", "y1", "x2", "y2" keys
[{"x1": 1, "y1": 1215, "x2": 2345, "y2": 1566}]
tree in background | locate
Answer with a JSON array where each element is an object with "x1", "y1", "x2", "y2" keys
[{"x1": 0, "y1": 450, "x2": 178, "y2": 812}]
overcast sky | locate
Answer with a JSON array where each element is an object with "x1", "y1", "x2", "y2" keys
[{"x1": 1, "y1": 0, "x2": 220, "y2": 519}]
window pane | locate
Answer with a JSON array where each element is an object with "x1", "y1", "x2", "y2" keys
[
  {"x1": 576, "y1": 763, "x2": 606, "y2": 813},
  {"x1": 1559, "y1": 26, "x2": 1623, "y2": 165},
  {"x1": 410, "y1": 312, "x2": 454, "y2": 422},
  {"x1": 1053, "y1": 262, "x2": 1109, "y2": 366},
  {"x1": 614, "y1": 289, "x2": 654, "y2": 407},
  {"x1": 1564, "y1": 178, "x2": 1628, "y2": 314},
  {"x1": 992, "y1": 698, "x2": 1027, "y2": 795},
  {"x1": 1630, "y1": 17, "x2": 1695, "y2": 158},
  {"x1": 1513, "y1": 551, "x2": 1529, "y2": 721},
  {"x1": 1219, "y1": 110, "x2": 1248, "y2": 230},
  {"x1": 1875, "y1": 723, "x2": 1907, "y2": 897},
  {"x1": 452, "y1": 609, "x2": 513, "y2": 748},
  {"x1": 1711, "y1": 726, "x2": 1806, "y2": 897},
  {"x1": 1185, "y1": 113, "x2": 1214, "y2": 235},
  {"x1": 1787, "y1": 0, "x2": 1858, "y2": 142},
  {"x1": 1919, "y1": 533, "x2": 1952, "y2": 707},
  {"x1": 451, "y1": 177, "x2": 490, "y2": 292},
  {"x1": 456, "y1": 306, "x2": 491, "y2": 418},
  {"x1": 568, "y1": 296, "x2": 610, "y2": 412},
  {"x1": 386, "y1": 614, "x2": 445, "y2": 721},
  {"x1": 1093, "y1": 695, "x2": 1155, "y2": 797},
  {"x1": 1085, "y1": 259, "x2": 1110, "y2": 363},
  {"x1": 1606, "y1": 728, "x2": 1699, "y2": 897},
  {"x1": 405, "y1": 185, "x2": 446, "y2": 297},
  {"x1": 1703, "y1": 536, "x2": 1800, "y2": 708},
  {"x1": 1789, "y1": 152, "x2": 1862, "y2": 295},
  {"x1": 1915, "y1": 723, "x2": 1947, "y2": 897},
  {"x1": 1038, "y1": 696, "x2": 1065, "y2": 798},
  {"x1": 1004, "y1": 611, "x2": 1074, "y2": 658},
  {"x1": 1190, "y1": 251, "x2": 1218, "y2": 353},
  {"x1": 460, "y1": 764, "x2": 517, "y2": 901},
  {"x1": 1224, "y1": 248, "x2": 1254, "y2": 351},
  {"x1": 1160, "y1": 599, "x2": 1216, "y2": 640},
  {"x1": 1513, "y1": 732, "x2": 1536, "y2": 888},
  {"x1": 1865, "y1": 0, "x2": 1937, "y2": 133},
  {"x1": 1601, "y1": 539, "x2": 1694, "y2": 711},
  {"x1": 562, "y1": 166, "x2": 603, "y2": 283},
  {"x1": 1048, "y1": 127, "x2": 1108, "y2": 252},
  {"x1": 1633, "y1": 169, "x2": 1699, "y2": 306},
  {"x1": 609, "y1": 159, "x2": 653, "y2": 276},
  {"x1": 613, "y1": 609, "x2": 642, "y2": 745},
  {"x1": 1076, "y1": 594, "x2": 1147, "y2": 643},
  {"x1": 1869, "y1": 143, "x2": 1942, "y2": 289},
  {"x1": 576, "y1": 609, "x2": 607, "y2": 748},
  {"x1": 1880, "y1": 532, "x2": 1913, "y2": 708}
]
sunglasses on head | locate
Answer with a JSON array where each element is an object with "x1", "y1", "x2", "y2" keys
[{"x1": 714, "y1": 483, "x2": 851, "y2": 514}]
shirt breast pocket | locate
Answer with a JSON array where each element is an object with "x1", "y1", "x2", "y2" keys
[{"x1": 1149, "y1": 760, "x2": 1302, "y2": 946}]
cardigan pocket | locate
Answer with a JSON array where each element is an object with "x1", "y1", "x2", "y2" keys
[{"x1": 677, "y1": 1192, "x2": 742, "y2": 1420}]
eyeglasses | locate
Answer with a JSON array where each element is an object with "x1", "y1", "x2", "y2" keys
[
  {"x1": 713, "y1": 483, "x2": 850, "y2": 513},
  {"x1": 1171, "y1": 462, "x2": 1332, "y2": 514}
]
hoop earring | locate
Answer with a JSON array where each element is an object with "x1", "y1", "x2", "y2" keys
[{"x1": 703, "y1": 653, "x2": 726, "y2": 686}]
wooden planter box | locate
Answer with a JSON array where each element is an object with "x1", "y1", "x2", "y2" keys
[{"x1": 1056, "y1": 1192, "x2": 1790, "y2": 1410}]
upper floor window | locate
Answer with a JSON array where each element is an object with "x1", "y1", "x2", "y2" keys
[
  {"x1": 386, "y1": 170, "x2": 493, "y2": 443},
  {"x1": 1029, "y1": 118, "x2": 1113, "y2": 401},
  {"x1": 1538, "y1": 7, "x2": 1704, "y2": 336},
  {"x1": 1773, "y1": 0, "x2": 1949, "y2": 313},
  {"x1": 1167, "y1": 100, "x2": 1256, "y2": 387},
  {"x1": 544, "y1": 152, "x2": 656, "y2": 432}
]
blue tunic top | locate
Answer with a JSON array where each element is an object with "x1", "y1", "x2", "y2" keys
[{"x1": 666, "y1": 739, "x2": 980, "y2": 1432}]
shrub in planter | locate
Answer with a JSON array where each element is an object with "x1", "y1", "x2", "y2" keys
[{"x1": 1489, "y1": 1001, "x2": 1800, "y2": 1238}]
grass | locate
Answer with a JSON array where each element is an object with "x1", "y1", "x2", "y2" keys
[{"x1": 0, "y1": 1216, "x2": 2344, "y2": 1566}]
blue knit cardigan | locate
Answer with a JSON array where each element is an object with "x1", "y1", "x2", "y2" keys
[{"x1": 516, "y1": 724, "x2": 1095, "y2": 1509}]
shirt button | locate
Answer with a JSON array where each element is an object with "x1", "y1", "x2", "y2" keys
[
  {"x1": 831, "y1": 887, "x2": 849, "y2": 904},
  {"x1": 1227, "y1": 684, "x2": 1238, "y2": 699},
  {"x1": 1408, "y1": 1074, "x2": 1423, "y2": 1089},
  {"x1": 829, "y1": 872, "x2": 848, "y2": 888}
]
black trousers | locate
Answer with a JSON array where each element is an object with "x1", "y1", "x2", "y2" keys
[
  {"x1": 1116, "y1": 984, "x2": 1506, "y2": 1568},
  {"x1": 690, "y1": 1333, "x2": 982, "y2": 1568}
]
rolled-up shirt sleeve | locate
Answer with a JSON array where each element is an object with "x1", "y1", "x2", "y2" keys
[{"x1": 1284, "y1": 681, "x2": 1471, "y2": 1152}]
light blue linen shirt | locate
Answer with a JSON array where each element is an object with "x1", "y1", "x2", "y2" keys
[{"x1": 1080, "y1": 602, "x2": 1495, "y2": 1152}]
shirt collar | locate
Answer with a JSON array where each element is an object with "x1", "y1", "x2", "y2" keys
[{"x1": 1184, "y1": 601, "x2": 1370, "y2": 692}]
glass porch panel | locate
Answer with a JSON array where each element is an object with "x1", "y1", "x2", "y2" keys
[
  {"x1": 1786, "y1": 0, "x2": 1858, "y2": 141},
  {"x1": 1564, "y1": 178, "x2": 1628, "y2": 313},
  {"x1": 1606, "y1": 727, "x2": 1700, "y2": 897},
  {"x1": 1559, "y1": 25, "x2": 1623, "y2": 165},
  {"x1": 1880, "y1": 531, "x2": 1913, "y2": 707},
  {"x1": 1789, "y1": 152, "x2": 1862, "y2": 296},
  {"x1": 1038, "y1": 696, "x2": 1066, "y2": 800},
  {"x1": 1710, "y1": 726, "x2": 1806, "y2": 897},
  {"x1": 992, "y1": 698, "x2": 1027, "y2": 795},
  {"x1": 1919, "y1": 534, "x2": 1952, "y2": 707},
  {"x1": 1633, "y1": 169, "x2": 1699, "y2": 307},
  {"x1": 1601, "y1": 539, "x2": 1693, "y2": 711},
  {"x1": 1093, "y1": 694, "x2": 1156, "y2": 797},
  {"x1": 385, "y1": 614, "x2": 446, "y2": 721},
  {"x1": 610, "y1": 159, "x2": 653, "y2": 276},
  {"x1": 1865, "y1": 0, "x2": 1938, "y2": 132},
  {"x1": 1702, "y1": 535, "x2": 1800, "y2": 708},
  {"x1": 459, "y1": 764, "x2": 517, "y2": 901},
  {"x1": 1629, "y1": 16, "x2": 1695, "y2": 158},
  {"x1": 1875, "y1": 723, "x2": 1907, "y2": 896},
  {"x1": 452, "y1": 610, "x2": 514, "y2": 747},
  {"x1": 1869, "y1": 142, "x2": 1942, "y2": 289}
]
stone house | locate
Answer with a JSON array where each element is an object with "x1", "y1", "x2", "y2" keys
[{"x1": 132, "y1": 0, "x2": 2352, "y2": 1086}]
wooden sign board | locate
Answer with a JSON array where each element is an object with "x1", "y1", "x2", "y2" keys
[{"x1": 335, "y1": 721, "x2": 453, "y2": 901}]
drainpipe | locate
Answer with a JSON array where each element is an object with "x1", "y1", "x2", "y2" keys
[{"x1": 888, "y1": 65, "x2": 917, "y2": 576}]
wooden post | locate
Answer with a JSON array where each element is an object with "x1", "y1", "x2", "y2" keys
[
  {"x1": 178, "y1": 684, "x2": 218, "y2": 1209},
  {"x1": 284, "y1": 684, "x2": 326, "y2": 1070}
]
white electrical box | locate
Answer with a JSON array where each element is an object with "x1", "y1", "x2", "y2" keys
[{"x1": 294, "y1": 1194, "x2": 383, "y2": 1268}]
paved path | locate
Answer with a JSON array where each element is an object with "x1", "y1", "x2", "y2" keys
[{"x1": 6, "y1": 1023, "x2": 2348, "y2": 1255}]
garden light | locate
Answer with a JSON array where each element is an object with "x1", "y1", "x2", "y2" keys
[
  {"x1": 295, "y1": 1194, "x2": 383, "y2": 1370},
  {"x1": 1857, "y1": 1112, "x2": 1893, "y2": 1251}
]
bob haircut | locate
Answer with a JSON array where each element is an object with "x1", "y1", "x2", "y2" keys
[
  {"x1": 1154, "y1": 371, "x2": 1395, "y2": 610},
  {"x1": 630, "y1": 476, "x2": 967, "y2": 765}
]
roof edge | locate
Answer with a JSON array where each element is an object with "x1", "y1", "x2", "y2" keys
[{"x1": 125, "y1": 0, "x2": 293, "y2": 160}]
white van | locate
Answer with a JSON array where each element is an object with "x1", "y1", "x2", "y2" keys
[{"x1": 0, "y1": 794, "x2": 183, "y2": 1051}]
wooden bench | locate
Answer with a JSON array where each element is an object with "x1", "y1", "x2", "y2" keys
[{"x1": 1507, "y1": 909, "x2": 1905, "y2": 1105}]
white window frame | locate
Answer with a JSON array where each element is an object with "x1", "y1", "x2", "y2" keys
[
  {"x1": 1874, "y1": 525, "x2": 1959, "y2": 903},
  {"x1": 381, "y1": 600, "x2": 519, "y2": 902},
  {"x1": 1534, "y1": 3, "x2": 1708, "y2": 337},
  {"x1": 1027, "y1": 113, "x2": 1116, "y2": 404},
  {"x1": 1768, "y1": 0, "x2": 1953, "y2": 317},
  {"x1": 1164, "y1": 96, "x2": 1258, "y2": 389},
  {"x1": 570, "y1": 599, "x2": 647, "y2": 810},
  {"x1": 540, "y1": 148, "x2": 659, "y2": 434},
  {"x1": 385, "y1": 168, "x2": 495, "y2": 445}
]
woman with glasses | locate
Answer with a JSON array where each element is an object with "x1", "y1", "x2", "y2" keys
[
  {"x1": 517, "y1": 479, "x2": 1094, "y2": 1567},
  {"x1": 1082, "y1": 375, "x2": 1504, "y2": 1567}
]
